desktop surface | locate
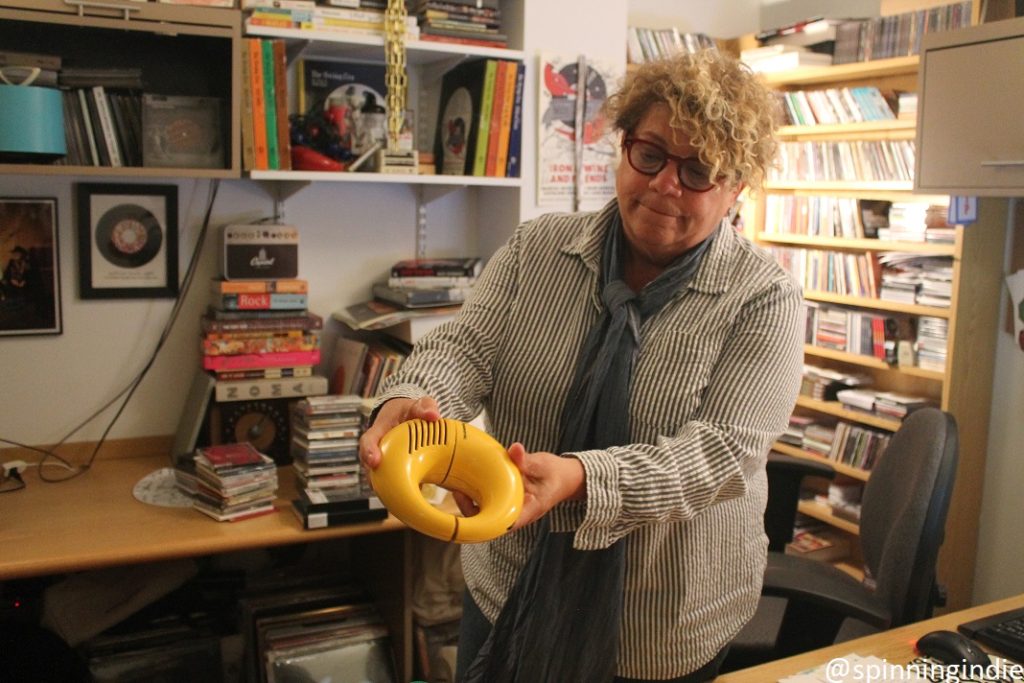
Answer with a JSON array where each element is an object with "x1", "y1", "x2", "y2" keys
[
  {"x1": 715, "y1": 593, "x2": 1024, "y2": 682},
  {"x1": 0, "y1": 451, "x2": 403, "y2": 581}
]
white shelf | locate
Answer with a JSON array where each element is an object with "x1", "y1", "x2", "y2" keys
[
  {"x1": 244, "y1": 25, "x2": 526, "y2": 65},
  {"x1": 248, "y1": 170, "x2": 522, "y2": 186}
]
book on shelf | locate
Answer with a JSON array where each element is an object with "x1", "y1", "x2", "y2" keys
[
  {"x1": 756, "y1": 16, "x2": 846, "y2": 50},
  {"x1": 202, "y1": 310, "x2": 324, "y2": 332},
  {"x1": 261, "y1": 39, "x2": 280, "y2": 170},
  {"x1": 829, "y1": 421, "x2": 892, "y2": 470},
  {"x1": 58, "y1": 66, "x2": 143, "y2": 90},
  {"x1": 216, "y1": 366, "x2": 314, "y2": 381},
  {"x1": 390, "y1": 257, "x2": 483, "y2": 278},
  {"x1": 434, "y1": 58, "x2": 489, "y2": 176},
  {"x1": 213, "y1": 292, "x2": 309, "y2": 311},
  {"x1": 786, "y1": 527, "x2": 852, "y2": 562},
  {"x1": 470, "y1": 60, "x2": 498, "y2": 176},
  {"x1": 241, "y1": 0, "x2": 317, "y2": 8},
  {"x1": 214, "y1": 374, "x2": 329, "y2": 403},
  {"x1": 372, "y1": 282, "x2": 473, "y2": 308},
  {"x1": 295, "y1": 57, "x2": 387, "y2": 165},
  {"x1": 504, "y1": 60, "x2": 526, "y2": 177},
  {"x1": 744, "y1": 48, "x2": 835, "y2": 73},
  {"x1": 332, "y1": 299, "x2": 461, "y2": 332},
  {"x1": 203, "y1": 331, "x2": 320, "y2": 356},
  {"x1": 835, "y1": 388, "x2": 879, "y2": 413},
  {"x1": 240, "y1": 35, "x2": 256, "y2": 170},
  {"x1": 202, "y1": 349, "x2": 322, "y2": 372},
  {"x1": 485, "y1": 60, "x2": 512, "y2": 177},
  {"x1": 0, "y1": 49, "x2": 60, "y2": 70},
  {"x1": 211, "y1": 278, "x2": 308, "y2": 295},
  {"x1": 246, "y1": 37, "x2": 269, "y2": 170},
  {"x1": 271, "y1": 39, "x2": 292, "y2": 171}
]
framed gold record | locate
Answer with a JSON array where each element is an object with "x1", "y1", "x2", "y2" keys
[{"x1": 77, "y1": 183, "x2": 178, "y2": 299}]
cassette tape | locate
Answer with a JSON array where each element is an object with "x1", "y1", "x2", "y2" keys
[{"x1": 222, "y1": 224, "x2": 299, "y2": 280}]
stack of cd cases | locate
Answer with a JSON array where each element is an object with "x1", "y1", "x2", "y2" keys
[{"x1": 289, "y1": 394, "x2": 386, "y2": 529}]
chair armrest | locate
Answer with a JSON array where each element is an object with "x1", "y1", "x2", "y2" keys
[
  {"x1": 767, "y1": 453, "x2": 835, "y2": 481},
  {"x1": 761, "y1": 552, "x2": 891, "y2": 629},
  {"x1": 764, "y1": 454, "x2": 836, "y2": 551}
]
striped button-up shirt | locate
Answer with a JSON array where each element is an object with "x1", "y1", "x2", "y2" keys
[{"x1": 377, "y1": 199, "x2": 804, "y2": 679}]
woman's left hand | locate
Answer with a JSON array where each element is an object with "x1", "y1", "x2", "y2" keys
[{"x1": 453, "y1": 443, "x2": 586, "y2": 529}]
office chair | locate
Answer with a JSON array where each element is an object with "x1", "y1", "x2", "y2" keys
[{"x1": 724, "y1": 407, "x2": 959, "y2": 671}]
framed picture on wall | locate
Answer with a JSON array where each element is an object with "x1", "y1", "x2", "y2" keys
[
  {"x1": 77, "y1": 183, "x2": 178, "y2": 299},
  {"x1": 0, "y1": 198, "x2": 62, "y2": 337}
]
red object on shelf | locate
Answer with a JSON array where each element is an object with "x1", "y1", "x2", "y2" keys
[{"x1": 291, "y1": 145, "x2": 346, "y2": 172}]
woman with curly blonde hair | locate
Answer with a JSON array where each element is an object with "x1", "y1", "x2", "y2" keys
[{"x1": 361, "y1": 49, "x2": 803, "y2": 682}]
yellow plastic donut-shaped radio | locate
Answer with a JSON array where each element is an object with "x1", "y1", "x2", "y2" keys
[{"x1": 370, "y1": 418, "x2": 524, "y2": 543}]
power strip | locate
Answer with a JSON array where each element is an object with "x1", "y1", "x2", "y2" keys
[{"x1": 2, "y1": 460, "x2": 29, "y2": 477}]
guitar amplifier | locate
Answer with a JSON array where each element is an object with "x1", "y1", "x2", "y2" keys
[{"x1": 221, "y1": 224, "x2": 299, "y2": 280}]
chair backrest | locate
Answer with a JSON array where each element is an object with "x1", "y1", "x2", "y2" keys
[{"x1": 858, "y1": 407, "x2": 958, "y2": 626}]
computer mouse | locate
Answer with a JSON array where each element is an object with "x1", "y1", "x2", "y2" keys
[{"x1": 916, "y1": 630, "x2": 992, "y2": 667}]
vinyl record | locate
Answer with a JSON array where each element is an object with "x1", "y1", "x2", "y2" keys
[{"x1": 94, "y1": 203, "x2": 163, "y2": 268}]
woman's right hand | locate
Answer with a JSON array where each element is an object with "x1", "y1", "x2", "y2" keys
[{"x1": 358, "y1": 396, "x2": 441, "y2": 470}]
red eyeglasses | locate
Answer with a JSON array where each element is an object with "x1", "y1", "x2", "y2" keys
[{"x1": 622, "y1": 137, "x2": 717, "y2": 192}]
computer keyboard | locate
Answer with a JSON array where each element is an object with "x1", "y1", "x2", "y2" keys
[{"x1": 959, "y1": 606, "x2": 1024, "y2": 663}]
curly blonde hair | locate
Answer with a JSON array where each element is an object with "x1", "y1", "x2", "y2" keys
[{"x1": 603, "y1": 49, "x2": 779, "y2": 191}]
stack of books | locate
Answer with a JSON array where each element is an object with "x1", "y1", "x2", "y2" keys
[
  {"x1": 786, "y1": 523, "x2": 852, "y2": 562},
  {"x1": 802, "y1": 421, "x2": 837, "y2": 456},
  {"x1": 289, "y1": 395, "x2": 386, "y2": 529},
  {"x1": 414, "y1": 0, "x2": 506, "y2": 48},
  {"x1": 800, "y1": 364, "x2": 870, "y2": 402},
  {"x1": 916, "y1": 316, "x2": 949, "y2": 372},
  {"x1": 375, "y1": 257, "x2": 482, "y2": 309},
  {"x1": 242, "y1": 0, "x2": 420, "y2": 38},
  {"x1": 741, "y1": 43, "x2": 834, "y2": 73},
  {"x1": 780, "y1": 415, "x2": 815, "y2": 447},
  {"x1": 835, "y1": 388, "x2": 934, "y2": 420},
  {"x1": 202, "y1": 278, "x2": 328, "y2": 401},
  {"x1": 192, "y1": 442, "x2": 279, "y2": 522}
]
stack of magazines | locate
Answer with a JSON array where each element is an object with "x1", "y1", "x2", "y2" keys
[{"x1": 192, "y1": 442, "x2": 278, "y2": 522}]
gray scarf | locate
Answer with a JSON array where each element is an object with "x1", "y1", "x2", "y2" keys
[{"x1": 464, "y1": 212, "x2": 714, "y2": 683}]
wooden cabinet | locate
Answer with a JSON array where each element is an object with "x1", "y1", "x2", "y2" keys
[
  {"x1": 750, "y1": 56, "x2": 1004, "y2": 610},
  {"x1": 916, "y1": 16, "x2": 1024, "y2": 196},
  {"x1": 0, "y1": 0, "x2": 241, "y2": 178}
]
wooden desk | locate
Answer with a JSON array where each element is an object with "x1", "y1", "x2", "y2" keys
[
  {"x1": 0, "y1": 451, "x2": 413, "y2": 676},
  {"x1": 716, "y1": 593, "x2": 1024, "y2": 682}
]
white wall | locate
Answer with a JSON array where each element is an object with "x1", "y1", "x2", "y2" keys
[
  {"x1": 758, "y1": 0, "x2": 882, "y2": 27},
  {"x1": 0, "y1": 177, "x2": 478, "y2": 445},
  {"x1": 629, "y1": 0, "x2": 761, "y2": 36}
]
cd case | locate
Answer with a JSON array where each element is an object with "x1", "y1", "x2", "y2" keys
[{"x1": 142, "y1": 94, "x2": 223, "y2": 169}]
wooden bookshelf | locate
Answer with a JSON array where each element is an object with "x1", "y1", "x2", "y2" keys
[
  {"x1": 751, "y1": 56, "x2": 1005, "y2": 611},
  {"x1": 772, "y1": 441, "x2": 871, "y2": 482},
  {"x1": 796, "y1": 500, "x2": 861, "y2": 535},
  {"x1": 0, "y1": 1, "x2": 242, "y2": 177},
  {"x1": 758, "y1": 233, "x2": 956, "y2": 255}
]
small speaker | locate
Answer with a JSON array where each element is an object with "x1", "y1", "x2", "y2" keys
[
  {"x1": 221, "y1": 224, "x2": 299, "y2": 280},
  {"x1": 0, "y1": 84, "x2": 65, "y2": 161}
]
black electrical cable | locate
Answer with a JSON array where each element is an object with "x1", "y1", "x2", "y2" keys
[{"x1": 0, "y1": 179, "x2": 221, "y2": 483}]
